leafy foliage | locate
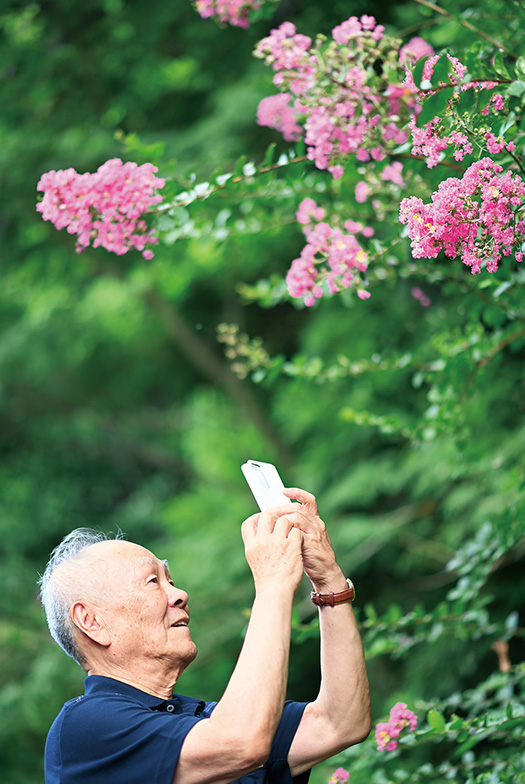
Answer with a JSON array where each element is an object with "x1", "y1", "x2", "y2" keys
[{"x1": 1, "y1": 1, "x2": 524, "y2": 783}]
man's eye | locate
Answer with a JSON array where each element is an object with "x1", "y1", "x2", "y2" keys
[{"x1": 148, "y1": 576, "x2": 159, "y2": 584}]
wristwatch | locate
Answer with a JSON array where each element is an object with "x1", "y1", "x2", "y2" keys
[{"x1": 311, "y1": 578, "x2": 355, "y2": 607}]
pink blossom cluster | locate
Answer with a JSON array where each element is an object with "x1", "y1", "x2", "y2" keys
[
  {"x1": 405, "y1": 54, "x2": 509, "y2": 167},
  {"x1": 481, "y1": 92, "x2": 505, "y2": 116},
  {"x1": 376, "y1": 702, "x2": 418, "y2": 752},
  {"x1": 406, "y1": 54, "x2": 469, "y2": 167},
  {"x1": 403, "y1": 51, "x2": 468, "y2": 94},
  {"x1": 287, "y1": 198, "x2": 371, "y2": 305},
  {"x1": 36, "y1": 158, "x2": 165, "y2": 259},
  {"x1": 352, "y1": 161, "x2": 406, "y2": 222},
  {"x1": 398, "y1": 36, "x2": 434, "y2": 66},
  {"x1": 486, "y1": 131, "x2": 515, "y2": 155},
  {"x1": 193, "y1": 0, "x2": 262, "y2": 28},
  {"x1": 328, "y1": 768, "x2": 350, "y2": 784},
  {"x1": 381, "y1": 161, "x2": 405, "y2": 186},
  {"x1": 254, "y1": 17, "x2": 423, "y2": 177},
  {"x1": 399, "y1": 158, "x2": 525, "y2": 273},
  {"x1": 410, "y1": 116, "x2": 480, "y2": 166},
  {"x1": 411, "y1": 286, "x2": 431, "y2": 307},
  {"x1": 257, "y1": 94, "x2": 303, "y2": 142}
]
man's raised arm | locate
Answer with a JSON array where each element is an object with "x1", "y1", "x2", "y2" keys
[
  {"x1": 284, "y1": 488, "x2": 371, "y2": 776},
  {"x1": 173, "y1": 509, "x2": 304, "y2": 784}
]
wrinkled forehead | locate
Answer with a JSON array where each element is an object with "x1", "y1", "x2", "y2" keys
[
  {"x1": 53, "y1": 540, "x2": 168, "y2": 598},
  {"x1": 85, "y1": 539, "x2": 155, "y2": 563},
  {"x1": 83, "y1": 540, "x2": 169, "y2": 578}
]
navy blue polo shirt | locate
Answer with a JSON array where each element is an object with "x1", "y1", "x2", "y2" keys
[{"x1": 45, "y1": 675, "x2": 311, "y2": 784}]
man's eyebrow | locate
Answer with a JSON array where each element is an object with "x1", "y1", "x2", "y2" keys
[{"x1": 137, "y1": 556, "x2": 171, "y2": 577}]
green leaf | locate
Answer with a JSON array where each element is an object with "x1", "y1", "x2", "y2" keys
[
  {"x1": 515, "y1": 56, "x2": 525, "y2": 79},
  {"x1": 427, "y1": 708, "x2": 447, "y2": 733},
  {"x1": 505, "y1": 610, "x2": 519, "y2": 631},
  {"x1": 262, "y1": 143, "x2": 277, "y2": 168},
  {"x1": 418, "y1": 88, "x2": 451, "y2": 126},
  {"x1": 233, "y1": 155, "x2": 247, "y2": 177},
  {"x1": 464, "y1": 41, "x2": 486, "y2": 80},
  {"x1": 412, "y1": 57, "x2": 427, "y2": 89},
  {"x1": 453, "y1": 732, "x2": 486, "y2": 757},
  {"x1": 449, "y1": 715, "x2": 465, "y2": 731},
  {"x1": 384, "y1": 604, "x2": 403, "y2": 623},
  {"x1": 430, "y1": 55, "x2": 454, "y2": 87},
  {"x1": 506, "y1": 81, "x2": 525, "y2": 98},
  {"x1": 294, "y1": 139, "x2": 306, "y2": 157},
  {"x1": 501, "y1": 716, "x2": 525, "y2": 731},
  {"x1": 493, "y1": 51, "x2": 511, "y2": 79}
]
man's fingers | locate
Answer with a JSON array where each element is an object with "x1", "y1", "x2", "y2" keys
[
  {"x1": 288, "y1": 525, "x2": 304, "y2": 547},
  {"x1": 283, "y1": 487, "x2": 317, "y2": 509},
  {"x1": 256, "y1": 508, "x2": 279, "y2": 534},
  {"x1": 273, "y1": 513, "x2": 295, "y2": 538},
  {"x1": 241, "y1": 513, "x2": 259, "y2": 543}
]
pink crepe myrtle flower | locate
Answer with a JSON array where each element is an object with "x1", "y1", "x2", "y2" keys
[
  {"x1": 254, "y1": 21, "x2": 313, "y2": 73},
  {"x1": 400, "y1": 158, "x2": 525, "y2": 274},
  {"x1": 257, "y1": 94, "x2": 303, "y2": 141},
  {"x1": 329, "y1": 768, "x2": 350, "y2": 784},
  {"x1": 355, "y1": 181, "x2": 370, "y2": 203},
  {"x1": 343, "y1": 219, "x2": 374, "y2": 238},
  {"x1": 481, "y1": 92, "x2": 505, "y2": 115},
  {"x1": 381, "y1": 161, "x2": 405, "y2": 186},
  {"x1": 404, "y1": 52, "x2": 511, "y2": 167},
  {"x1": 286, "y1": 201, "x2": 370, "y2": 304},
  {"x1": 376, "y1": 702, "x2": 418, "y2": 751},
  {"x1": 411, "y1": 287, "x2": 431, "y2": 307},
  {"x1": 254, "y1": 15, "x2": 418, "y2": 178},
  {"x1": 296, "y1": 198, "x2": 326, "y2": 227},
  {"x1": 36, "y1": 158, "x2": 165, "y2": 259},
  {"x1": 332, "y1": 15, "x2": 385, "y2": 44},
  {"x1": 409, "y1": 116, "x2": 449, "y2": 168},
  {"x1": 194, "y1": 0, "x2": 262, "y2": 28},
  {"x1": 399, "y1": 36, "x2": 434, "y2": 66}
]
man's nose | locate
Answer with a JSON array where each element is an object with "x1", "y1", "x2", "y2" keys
[{"x1": 167, "y1": 583, "x2": 189, "y2": 607}]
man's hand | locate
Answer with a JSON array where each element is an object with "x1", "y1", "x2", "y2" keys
[
  {"x1": 281, "y1": 488, "x2": 346, "y2": 593},
  {"x1": 242, "y1": 507, "x2": 304, "y2": 597}
]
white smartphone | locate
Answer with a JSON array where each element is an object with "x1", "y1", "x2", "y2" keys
[{"x1": 241, "y1": 460, "x2": 293, "y2": 511}]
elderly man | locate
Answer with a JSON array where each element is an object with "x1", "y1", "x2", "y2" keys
[{"x1": 40, "y1": 488, "x2": 371, "y2": 784}]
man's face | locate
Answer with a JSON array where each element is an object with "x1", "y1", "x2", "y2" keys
[{"x1": 79, "y1": 540, "x2": 198, "y2": 671}]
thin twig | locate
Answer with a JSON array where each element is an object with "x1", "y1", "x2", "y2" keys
[
  {"x1": 396, "y1": 151, "x2": 466, "y2": 171},
  {"x1": 155, "y1": 155, "x2": 308, "y2": 212},
  {"x1": 413, "y1": 0, "x2": 518, "y2": 59},
  {"x1": 476, "y1": 326, "x2": 525, "y2": 368},
  {"x1": 418, "y1": 78, "x2": 513, "y2": 95}
]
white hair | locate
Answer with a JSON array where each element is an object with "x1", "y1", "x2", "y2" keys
[{"x1": 38, "y1": 528, "x2": 124, "y2": 668}]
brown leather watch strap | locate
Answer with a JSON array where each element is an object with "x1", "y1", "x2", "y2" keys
[{"x1": 311, "y1": 578, "x2": 355, "y2": 607}]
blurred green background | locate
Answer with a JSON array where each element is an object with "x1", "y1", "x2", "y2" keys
[{"x1": 0, "y1": 1, "x2": 523, "y2": 782}]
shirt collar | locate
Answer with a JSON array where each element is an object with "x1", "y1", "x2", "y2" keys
[{"x1": 84, "y1": 675, "x2": 205, "y2": 714}]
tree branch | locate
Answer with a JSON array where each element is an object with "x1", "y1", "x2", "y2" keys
[
  {"x1": 413, "y1": 0, "x2": 518, "y2": 59},
  {"x1": 476, "y1": 326, "x2": 525, "y2": 368},
  {"x1": 142, "y1": 287, "x2": 295, "y2": 468}
]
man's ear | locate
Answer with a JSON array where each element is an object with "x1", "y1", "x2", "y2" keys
[{"x1": 70, "y1": 602, "x2": 111, "y2": 647}]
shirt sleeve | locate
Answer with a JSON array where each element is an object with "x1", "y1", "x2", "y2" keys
[
  {"x1": 265, "y1": 701, "x2": 311, "y2": 784},
  {"x1": 206, "y1": 701, "x2": 310, "y2": 784},
  {"x1": 52, "y1": 695, "x2": 202, "y2": 784}
]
